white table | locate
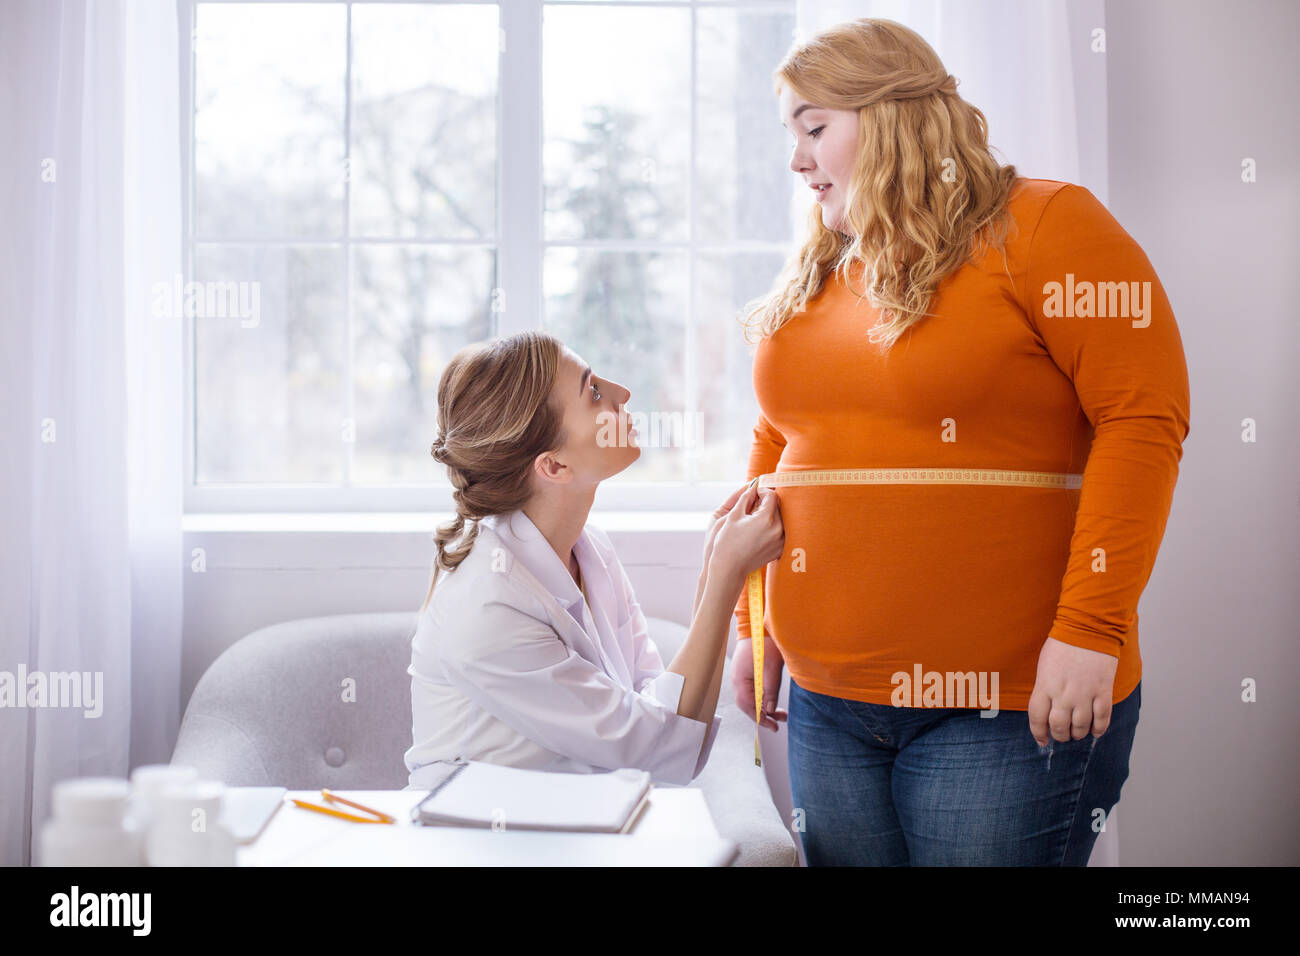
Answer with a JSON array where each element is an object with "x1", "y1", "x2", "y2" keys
[{"x1": 237, "y1": 787, "x2": 738, "y2": 866}]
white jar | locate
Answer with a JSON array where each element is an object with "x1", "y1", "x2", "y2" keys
[
  {"x1": 128, "y1": 764, "x2": 198, "y2": 834},
  {"x1": 39, "y1": 778, "x2": 143, "y2": 867},
  {"x1": 144, "y1": 780, "x2": 236, "y2": 867}
]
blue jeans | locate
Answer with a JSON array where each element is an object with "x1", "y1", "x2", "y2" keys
[{"x1": 787, "y1": 677, "x2": 1141, "y2": 866}]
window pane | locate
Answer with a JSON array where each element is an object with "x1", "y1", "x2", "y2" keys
[
  {"x1": 194, "y1": 245, "x2": 346, "y2": 482},
  {"x1": 694, "y1": 252, "x2": 786, "y2": 481},
  {"x1": 187, "y1": 1, "x2": 799, "y2": 499},
  {"x1": 543, "y1": 249, "x2": 688, "y2": 481},
  {"x1": 543, "y1": 6, "x2": 690, "y2": 241},
  {"x1": 351, "y1": 4, "x2": 500, "y2": 239},
  {"x1": 351, "y1": 245, "x2": 497, "y2": 482},
  {"x1": 697, "y1": 7, "x2": 798, "y2": 242},
  {"x1": 194, "y1": 3, "x2": 346, "y2": 238}
]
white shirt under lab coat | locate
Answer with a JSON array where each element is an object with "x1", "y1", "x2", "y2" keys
[{"x1": 404, "y1": 508, "x2": 723, "y2": 790}]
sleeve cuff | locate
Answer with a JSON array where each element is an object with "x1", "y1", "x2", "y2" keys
[
  {"x1": 643, "y1": 669, "x2": 686, "y2": 711},
  {"x1": 693, "y1": 712, "x2": 723, "y2": 781},
  {"x1": 1049, "y1": 620, "x2": 1125, "y2": 656},
  {"x1": 639, "y1": 669, "x2": 724, "y2": 785}
]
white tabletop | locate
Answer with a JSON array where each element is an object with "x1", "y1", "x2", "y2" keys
[{"x1": 237, "y1": 786, "x2": 737, "y2": 867}]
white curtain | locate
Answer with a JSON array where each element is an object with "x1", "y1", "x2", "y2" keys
[
  {"x1": 791, "y1": 0, "x2": 1119, "y2": 865},
  {"x1": 0, "y1": 0, "x2": 183, "y2": 866}
]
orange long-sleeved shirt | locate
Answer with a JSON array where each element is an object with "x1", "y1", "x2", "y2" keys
[{"x1": 733, "y1": 178, "x2": 1190, "y2": 710}]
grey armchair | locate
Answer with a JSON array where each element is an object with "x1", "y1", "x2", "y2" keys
[{"x1": 172, "y1": 611, "x2": 797, "y2": 866}]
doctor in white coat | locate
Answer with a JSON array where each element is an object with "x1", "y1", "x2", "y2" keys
[{"x1": 405, "y1": 331, "x2": 784, "y2": 790}]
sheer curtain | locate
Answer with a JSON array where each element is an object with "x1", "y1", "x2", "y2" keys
[
  {"x1": 0, "y1": 0, "x2": 184, "y2": 866},
  {"x1": 781, "y1": 0, "x2": 1119, "y2": 865}
]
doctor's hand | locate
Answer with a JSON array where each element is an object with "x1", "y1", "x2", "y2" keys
[
  {"x1": 702, "y1": 481, "x2": 754, "y2": 570},
  {"x1": 733, "y1": 636, "x2": 787, "y2": 732},
  {"x1": 1027, "y1": 637, "x2": 1119, "y2": 746},
  {"x1": 708, "y1": 484, "x2": 784, "y2": 586}
]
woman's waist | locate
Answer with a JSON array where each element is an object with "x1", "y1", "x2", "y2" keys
[
  {"x1": 760, "y1": 480, "x2": 1081, "y2": 534},
  {"x1": 759, "y1": 485, "x2": 1078, "y2": 601},
  {"x1": 755, "y1": 462, "x2": 1083, "y2": 490}
]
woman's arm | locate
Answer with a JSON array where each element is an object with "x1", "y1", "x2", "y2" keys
[
  {"x1": 1019, "y1": 183, "x2": 1190, "y2": 741},
  {"x1": 733, "y1": 413, "x2": 787, "y2": 643},
  {"x1": 691, "y1": 562, "x2": 735, "y2": 715},
  {"x1": 671, "y1": 484, "x2": 782, "y2": 721},
  {"x1": 668, "y1": 559, "x2": 746, "y2": 721},
  {"x1": 683, "y1": 480, "x2": 752, "y2": 720}
]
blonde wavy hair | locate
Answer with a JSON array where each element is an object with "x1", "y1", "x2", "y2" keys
[{"x1": 740, "y1": 17, "x2": 1021, "y2": 352}]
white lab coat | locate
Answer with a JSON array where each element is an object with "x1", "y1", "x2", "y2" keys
[{"x1": 404, "y1": 509, "x2": 723, "y2": 789}]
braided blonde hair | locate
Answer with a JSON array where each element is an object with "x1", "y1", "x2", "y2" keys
[{"x1": 419, "y1": 331, "x2": 567, "y2": 613}]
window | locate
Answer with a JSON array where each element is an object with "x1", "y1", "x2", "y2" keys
[{"x1": 182, "y1": 0, "x2": 798, "y2": 514}]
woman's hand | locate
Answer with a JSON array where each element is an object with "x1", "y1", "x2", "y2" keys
[
  {"x1": 733, "y1": 636, "x2": 788, "y2": 731},
  {"x1": 702, "y1": 481, "x2": 753, "y2": 570},
  {"x1": 1027, "y1": 637, "x2": 1119, "y2": 746},
  {"x1": 708, "y1": 483, "x2": 784, "y2": 586}
]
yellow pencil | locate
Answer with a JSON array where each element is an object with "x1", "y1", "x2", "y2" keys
[{"x1": 288, "y1": 790, "x2": 395, "y2": 824}]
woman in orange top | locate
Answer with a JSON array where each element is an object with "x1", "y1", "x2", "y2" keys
[{"x1": 730, "y1": 19, "x2": 1189, "y2": 865}]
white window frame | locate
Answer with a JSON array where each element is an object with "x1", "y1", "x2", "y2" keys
[{"x1": 180, "y1": 0, "x2": 796, "y2": 517}]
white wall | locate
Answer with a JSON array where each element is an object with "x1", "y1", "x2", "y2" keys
[{"x1": 1100, "y1": 0, "x2": 1300, "y2": 865}]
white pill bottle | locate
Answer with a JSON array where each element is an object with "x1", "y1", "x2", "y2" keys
[
  {"x1": 39, "y1": 778, "x2": 144, "y2": 867},
  {"x1": 144, "y1": 780, "x2": 237, "y2": 866}
]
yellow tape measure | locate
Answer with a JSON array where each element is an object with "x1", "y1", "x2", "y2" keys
[
  {"x1": 747, "y1": 555, "x2": 766, "y2": 766},
  {"x1": 742, "y1": 466, "x2": 1083, "y2": 767}
]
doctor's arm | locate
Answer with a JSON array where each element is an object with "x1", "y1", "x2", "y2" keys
[
  {"x1": 673, "y1": 483, "x2": 782, "y2": 720},
  {"x1": 616, "y1": 548, "x2": 731, "y2": 732},
  {"x1": 672, "y1": 556, "x2": 748, "y2": 724},
  {"x1": 690, "y1": 479, "x2": 764, "y2": 713},
  {"x1": 437, "y1": 595, "x2": 721, "y2": 787},
  {"x1": 731, "y1": 411, "x2": 786, "y2": 645}
]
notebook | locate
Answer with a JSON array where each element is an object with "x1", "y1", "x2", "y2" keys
[{"x1": 410, "y1": 759, "x2": 653, "y2": 833}]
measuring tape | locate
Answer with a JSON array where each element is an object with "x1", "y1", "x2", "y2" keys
[{"x1": 743, "y1": 466, "x2": 1083, "y2": 766}]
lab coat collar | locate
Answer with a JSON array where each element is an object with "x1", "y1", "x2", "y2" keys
[
  {"x1": 478, "y1": 509, "x2": 631, "y2": 689},
  {"x1": 480, "y1": 509, "x2": 607, "y2": 613}
]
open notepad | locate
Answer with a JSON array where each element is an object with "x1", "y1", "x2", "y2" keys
[{"x1": 410, "y1": 759, "x2": 653, "y2": 833}]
